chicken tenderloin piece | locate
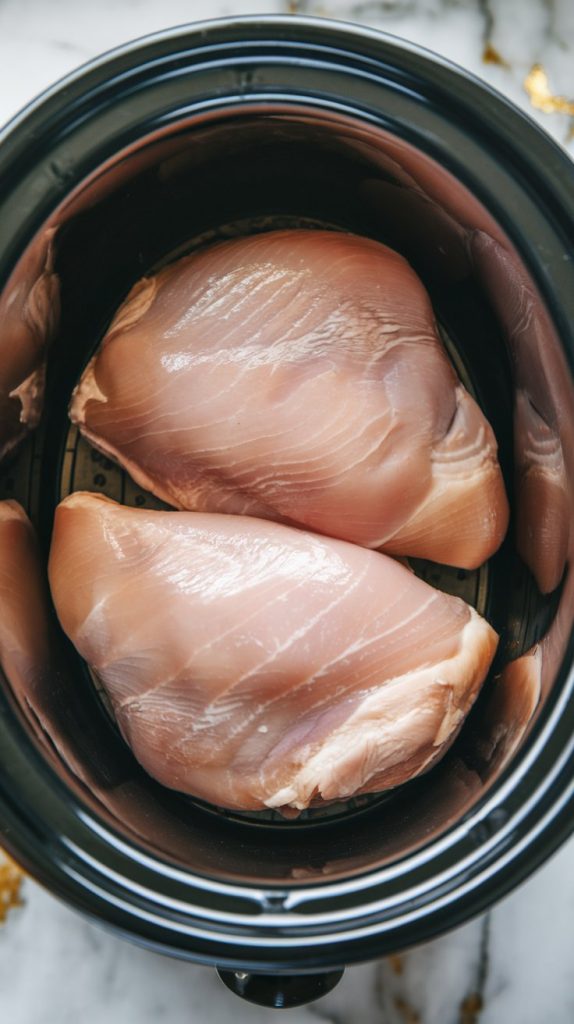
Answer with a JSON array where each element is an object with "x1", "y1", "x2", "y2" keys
[
  {"x1": 70, "y1": 230, "x2": 508, "y2": 569},
  {"x1": 49, "y1": 493, "x2": 498, "y2": 812}
]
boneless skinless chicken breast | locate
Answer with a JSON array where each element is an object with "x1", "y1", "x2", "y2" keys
[
  {"x1": 70, "y1": 230, "x2": 508, "y2": 569},
  {"x1": 48, "y1": 493, "x2": 498, "y2": 812}
]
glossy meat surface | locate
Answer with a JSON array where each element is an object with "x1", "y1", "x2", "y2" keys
[
  {"x1": 71, "y1": 230, "x2": 508, "y2": 568},
  {"x1": 49, "y1": 493, "x2": 498, "y2": 811}
]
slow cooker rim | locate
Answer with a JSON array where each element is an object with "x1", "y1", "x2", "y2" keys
[
  {"x1": 1, "y1": 15, "x2": 573, "y2": 968},
  {"x1": 1, "y1": 689, "x2": 572, "y2": 970},
  {"x1": 2, "y1": 13, "x2": 574, "y2": 263}
]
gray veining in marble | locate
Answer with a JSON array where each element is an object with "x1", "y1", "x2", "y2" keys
[{"x1": 0, "y1": 1, "x2": 573, "y2": 1022}]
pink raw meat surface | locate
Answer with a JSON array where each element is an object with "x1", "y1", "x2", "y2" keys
[
  {"x1": 48, "y1": 493, "x2": 498, "y2": 812},
  {"x1": 70, "y1": 230, "x2": 508, "y2": 569}
]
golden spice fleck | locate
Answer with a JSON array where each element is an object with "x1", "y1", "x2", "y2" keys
[
  {"x1": 394, "y1": 996, "x2": 421, "y2": 1024},
  {"x1": 0, "y1": 850, "x2": 24, "y2": 923},
  {"x1": 388, "y1": 953, "x2": 405, "y2": 975},
  {"x1": 524, "y1": 64, "x2": 574, "y2": 116},
  {"x1": 459, "y1": 992, "x2": 484, "y2": 1024},
  {"x1": 482, "y1": 43, "x2": 510, "y2": 69}
]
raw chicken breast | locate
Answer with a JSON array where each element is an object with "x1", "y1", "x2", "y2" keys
[
  {"x1": 48, "y1": 492, "x2": 498, "y2": 812},
  {"x1": 70, "y1": 230, "x2": 508, "y2": 569},
  {"x1": 0, "y1": 502, "x2": 226, "y2": 859}
]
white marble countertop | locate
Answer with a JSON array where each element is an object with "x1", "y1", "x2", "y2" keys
[{"x1": 0, "y1": 1, "x2": 573, "y2": 1022}]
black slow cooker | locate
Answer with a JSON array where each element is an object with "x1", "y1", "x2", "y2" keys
[{"x1": 0, "y1": 16, "x2": 573, "y2": 1010}]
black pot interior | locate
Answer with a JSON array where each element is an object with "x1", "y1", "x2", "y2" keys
[{"x1": 1, "y1": 102, "x2": 573, "y2": 885}]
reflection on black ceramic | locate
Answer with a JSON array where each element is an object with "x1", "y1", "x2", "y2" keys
[
  {"x1": 0, "y1": 229, "x2": 59, "y2": 463},
  {"x1": 217, "y1": 967, "x2": 345, "y2": 1008},
  {"x1": 0, "y1": 16, "x2": 572, "y2": 991},
  {"x1": 471, "y1": 231, "x2": 572, "y2": 596}
]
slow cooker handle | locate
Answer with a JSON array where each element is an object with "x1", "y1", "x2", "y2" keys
[{"x1": 216, "y1": 966, "x2": 345, "y2": 1008}]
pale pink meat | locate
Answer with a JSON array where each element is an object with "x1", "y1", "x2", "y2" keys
[
  {"x1": 48, "y1": 492, "x2": 498, "y2": 812},
  {"x1": 70, "y1": 230, "x2": 508, "y2": 569}
]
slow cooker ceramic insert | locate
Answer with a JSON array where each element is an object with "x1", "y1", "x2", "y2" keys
[{"x1": 0, "y1": 16, "x2": 573, "y2": 1009}]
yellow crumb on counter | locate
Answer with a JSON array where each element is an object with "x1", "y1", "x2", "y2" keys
[
  {"x1": 0, "y1": 849, "x2": 24, "y2": 923},
  {"x1": 482, "y1": 43, "x2": 510, "y2": 69},
  {"x1": 524, "y1": 64, "x2": 574, "y2": 116}
]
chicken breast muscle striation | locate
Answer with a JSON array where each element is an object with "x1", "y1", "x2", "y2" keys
[
  {"x1": 48, "y1": 493, "x2": 498, "y2": 812},
  {"x1": 70, "y1": 230, "x2": 508, "y2": 568}
]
